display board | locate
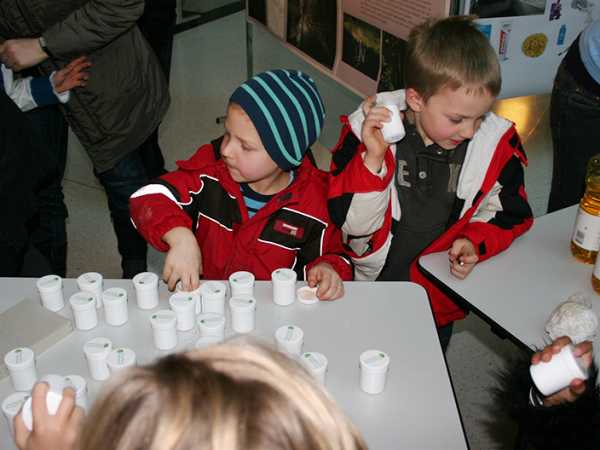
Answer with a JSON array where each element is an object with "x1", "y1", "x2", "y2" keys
[{"x1": 248, "y1": 0, "x2": 599, "y2": 98}]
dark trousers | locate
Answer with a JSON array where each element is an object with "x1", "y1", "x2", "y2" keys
[{"x1": 547, "y1": 61, "x2": 600, "y2": 213}]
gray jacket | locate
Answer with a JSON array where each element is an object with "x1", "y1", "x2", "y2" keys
[{"x1": 0, "y1": 0, "x2": 170, "y2": 172}]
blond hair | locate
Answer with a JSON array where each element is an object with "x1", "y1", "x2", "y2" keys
[
  {"x1": 404, "y1": 15, "x2": 501, "y2": 99},
  {"x1": 78, "y1": 341, "x2": 367, "y2": 450}
]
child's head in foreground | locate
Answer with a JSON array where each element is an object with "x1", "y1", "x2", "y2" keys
[
  {"x1": 80, "y1": 341, "x2": 367, "y2": 450},
  {"x1": 222, "y1": 69, "x2": 326, "y2": 192},
  {"x1": 403, "y1": 16, "x2": 502, "y2": 150}
]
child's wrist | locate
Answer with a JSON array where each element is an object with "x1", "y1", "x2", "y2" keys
[{"x1": 363, "y1": 151, "x2": 385, "y2": 174}]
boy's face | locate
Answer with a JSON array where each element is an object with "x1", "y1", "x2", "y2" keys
[
  {"x1": 406, "y1": 85, "x2": 496, "y2": 150},
  {"x1": 221, "y1": 103, "x2": 282, "y2": 187}
]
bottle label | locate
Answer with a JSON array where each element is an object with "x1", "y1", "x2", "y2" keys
[{"x1": 572, "y1": 207, "x2": 600, "y2": 251}]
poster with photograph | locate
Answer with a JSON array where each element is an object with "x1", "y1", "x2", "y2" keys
[{"x1": 467, "y1": 0, "x2": 548, "y2": 18}]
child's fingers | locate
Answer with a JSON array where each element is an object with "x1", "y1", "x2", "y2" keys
[
  {"x1": 55, "y1": 388, "x2": 76, "y2": 423},
  {"x1": 316, "y1": 276, "x2": 331, "y2": 299},
  {"x1": 307, "y1": 269, "x2": 319, "y2": 288},
  {"x1": 31, "y1": 382, "x2": 50, "y2": 426},
  {"x1": 13, "y1": 412, "x2": 30, "y2": 449},
  {"x1": 162, "y1": 263, "x2": 173, "y2": 285}
]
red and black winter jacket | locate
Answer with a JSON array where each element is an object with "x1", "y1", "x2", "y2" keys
[
  {"x1": 130, "y1": 137, "x2": 353, "y2": 282},
  {"x1": 328, "y1": 94, "x2": 533, "y2": 327}
]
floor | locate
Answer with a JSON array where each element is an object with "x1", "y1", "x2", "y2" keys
[{"x1": 61, "y1": 12, "x2": 554, "y2": 450}]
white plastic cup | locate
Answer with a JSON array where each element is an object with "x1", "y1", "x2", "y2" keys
[
  {"x1": 150, "y1": 310, "x2": 178, "y2": 350},
  {"x1": 76, "y1": 272, "x2": 104, "y2": 309},
  {"x1": 272, "y1": 268, "x2": 297, "y2": 306},
  {"x1": 275, "y1": 325, "x2": 304, "y2": 356},
  {"x1": 229, "y1": 271, "x2": 255, "y2": 297},
  {"x1": 2, "y1": 391, "x2": 29, "y2": 436},
  {"x1": 176, "y1": 281, "x2": 202, "y2": 314},
  {"x1": 200, "y1": 281, "x2": 227, "y2": 315},
  {"x1": 195, "y1": 335, "x2": 223, "y2": 348},
  {"x1": 229, "y1": 296, "x2": 256, "y2": 333},
  {"x1": 69, "y1": 292, "x2": 99, "y2": 330},
  {"x1": 169, "y1": 293, "x2": 197, "y2": 331},
  {"x1": 297, "y1": 286, "x2": 319, "y2": 305},
  {"x1": 4, "y1": 347, "x2": 37, "y2": 391},
  {"x1": 529, "y1": 344, "x2": 589, "y2": 396},
  {"x1": 36, "y1": 275, "x2": 64, "y2": 312},
  {"x1": 21, "y1": 374, "x2": 65, "y2": 431},
  {"x1": 103, "y1": 288, "x2": 129, "y2": 326},
  {"x1": 300, "y1": 352, "x2": 328, "y2": 385},
  {"x1": 132, "y1": 272, "x2": 160, "y2": 310},
  {"x1": 380, "y1": 104, "x2": 406, "y2": 143},
  {"x1": 197, "y1": 313, "x2": 226, "y2": 338},
  {"x1": 83, "y1": 337, "x2": 112, "y2": 381},
  {"x1": 359, "y1": 350, "x2": 390, "y2": 394},
  {"x1": 64, "y1": 375, "x2": 88, "y2": 411},
  {"x1": 106, "y1": 348, "x2": 137, "y2": 373}
]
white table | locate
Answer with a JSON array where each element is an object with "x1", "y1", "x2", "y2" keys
[
  {"x1": 419, "y1": 205, "x2": 600, "y2": 355},
  {"x1": 0, "y1": 278, "x2": 468, "y2": 450}
]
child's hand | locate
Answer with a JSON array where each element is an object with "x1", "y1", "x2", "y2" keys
[
  {"x1": 448, "y1": 238, "x2": 478, "y2": 279},
  {"x1": 307, "y1": 262, "x2": 344, "y2": 300},
  {"x1": 162, "y1": 227, "x2": 202, "y2": 291},
  {"x1": 531, "y1": 336, "x2": 593, "y2": 406},
  {"x1": 14, "y1": 383, "x2": 83, "y2": 450},
  {"x1": 361, "y1": 96, "x2": 391, "y2": 173},
  {"x1": 52, "y1": 56, "x2": 91, "y2": 94}
]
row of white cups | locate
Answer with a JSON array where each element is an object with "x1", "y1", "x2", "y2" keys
[{"x1": 2, "y1": 268, "x2": 391, "y2": 436}]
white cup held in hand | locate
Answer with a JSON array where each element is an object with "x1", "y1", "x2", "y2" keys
[
  {"x1": 169, "y1": 293, "x2": 197, "y2": 331},
  {"x1": 229, "y1": 296, "x2": 256, "y2": 333},
  {"x1": 530, "y1": 344, "x2": 589, "y2": 396},
  {"x1": 200, "y1": 281, "x2": 227, "y2": 315},
  {"x1": 380, "y1": 104, "x2": 405, "y2": 143},
  {"x1": 229, "y1": 271, "x2": 255, "y2": 297},
  {"x1": 4, "y1": 347, "x2": 37, "y2": 391},
  {"x1": 64, "y1": 374, "x2": 88, "y2": 411},
  {"x1": 300, "y1": 352, "x2": 328, "y2": 385},
  {"x1": 150, "y1": 310, "x2": 178, "y2": 350},
  {"x1": 36, "y1": 275, "x2": 64, "y2": 312},
  {"x1": 197, "y1": 313, "x2": 226, "y2": 338},
  {"x1": 2, "y1": 392, "x2": 29, "y2": 436},
  {"x1": 77, "y1": 272, "x2": 104, "y2": 308},
  {"x1": 272, "y1": 268, "x2": 297, "y2": 306},
  {"x1": 21, "y1": 374, "x2": 65, "y2": 431},
  {"x1": 275, "y1": 325, "x2": 304, "y2": 356},
  {"x1": 103, "y1": 287, "x2": 129, "y2": 326},
  {"x1": 83, "y1": 337, "x2": 112, "y2": 381},
  {"x1": 69, "y1": 292, "x2": 99, "y2": 330},
  {"x1": 132, "y1": 272, "x2": 160, "y2": 310},
  {"x1": 360, "y1": 350, "x2": 390, "y2": 394}
]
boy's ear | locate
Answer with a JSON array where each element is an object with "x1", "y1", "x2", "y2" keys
[{"x1": 405, "y1": 88, "x2": 425, "y2": 113}]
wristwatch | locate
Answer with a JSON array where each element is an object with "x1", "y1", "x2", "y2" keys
[{"x1": 38, "y1": 36, "x2": 52, "y2": 57}]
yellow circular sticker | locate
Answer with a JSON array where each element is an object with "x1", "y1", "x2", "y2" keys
[{"x1": 522, "y1": 33, "x2": 548, "y2": 58}]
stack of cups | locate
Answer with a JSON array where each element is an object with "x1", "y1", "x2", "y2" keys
[
  {"x1": 2, "y1": 392, "x2": 29, "y2": 436},
  {"x1": 64, "y1": 375, "x2": 88, "y2": 411},
  {"x1": 21, "y1": 374, "x2": 65, "y2": 431},
  {"x1": 200, "y1": 281, "x2": 227, "y2": 315},
  {"x1": 197, "y1": 313, "x2": 226, "y2": 339},
  {"x1": 4, "y1": 347, "x2": 37, "y2": 391},
  {"x1": 150, "y1": 310, "x2": 178, "y2": 350},
  {"x1": 133, "y1": 272, "x2": 160, "y2": 310},
  {"x1": 76, "y1": 272, "x2": 104, "y2": 309},
  {"x1": 103, "y1": 288, "x2": 129, "y2": 326},
  {"x1": 297, "y1": 286, "x2": 319, "y2": 305},
  {"x1": 271, "y1": 268, "x2": 297, "y2": 306},
  {"x1": 36, "y1": 275, "x2": 64, "y2": 312},
  {"x1": 229, "y1": 296, "x2": 256, "y2": 333},
  {"x1": 83, "y1": 337, "x2": 112, "y2": 381},
  {"x1": 359, "y1": 350, "x2": 390, "y2": 394},
  {"x1": 69, "y1": 292, "x2": 98, "y2": 330},
  {"x1": 529, "y1": 344, "x2": 590, "y2": 396},
  {"x1": 176, "y1": 281, "x2": 203, "y2": 314},
  {"x1": 300, "y1": 352, "x2": 328, "y2": 385},
  {"x1": 229, "y1": 271, "x2": 255, "y2": 297},
  {"x1": 107, "y1": 348, "x2": 137, "y2": 373},
  {"x1": 169, "y1": 293, "x2": 197, "y2": 331},
  {"x1": 195, "y1": 336, "x2": 223, "y2": 348},
  {"x1": 275, "y1": 325, "x2": 304, "y2": 357}
]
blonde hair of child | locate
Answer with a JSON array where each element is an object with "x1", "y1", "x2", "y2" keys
[
  {"x1": 78, "y1": 341, "x2": 367, "y2": 450},
  {"x1": 404, "y1": 15, "x2": 501, "y2": 99}
]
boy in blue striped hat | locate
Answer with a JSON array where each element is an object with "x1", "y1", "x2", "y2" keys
[{"x1": 130, "y1": 69, "x2": 352, "y2": 299}]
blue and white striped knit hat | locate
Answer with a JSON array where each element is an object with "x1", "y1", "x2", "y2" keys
[{"x1": 229, "y1": 69, "x2": 325, "y2": 171}]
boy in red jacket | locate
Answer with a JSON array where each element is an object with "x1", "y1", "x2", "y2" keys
[
  {"x1": 328, "y1": 17, "x2": 533, "y2": 349},
  {"x1": 130, "y1": 70, "x2": 352, "y2": 299}
]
